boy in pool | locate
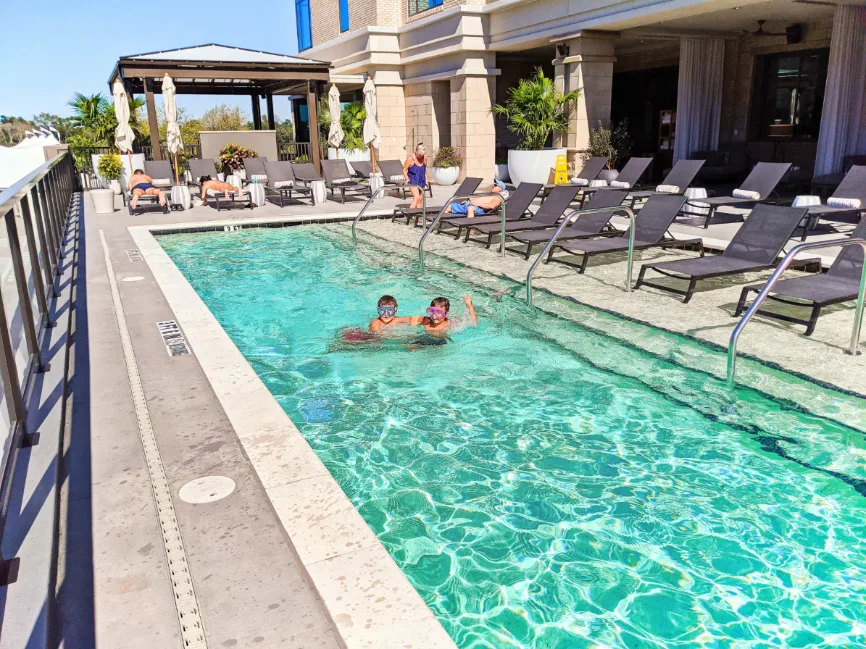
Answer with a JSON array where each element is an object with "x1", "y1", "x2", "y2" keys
[
  {"x1": 417, "y1": 296, "x2": 478, "y2": 335},
  {"x1": 368, "y1": 295, "x2": 416, "y2": 332}
]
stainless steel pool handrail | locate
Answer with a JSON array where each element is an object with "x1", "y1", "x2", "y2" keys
[
  {"x1": 351, "y1": 185, "x2": 392, "y2": 243},
  {"x1": 727, "y1": 237, "x2": 866, "y2": 387},
  {"x1": 418, "y1": 192, "x2": 506, "y2": 266},
  {"x1": 526, "y1": 206, "x2": 636, "y2": 305}
]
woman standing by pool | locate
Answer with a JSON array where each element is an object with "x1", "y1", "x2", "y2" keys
[{"x1": 403, "y1": 143, "x2": 429, "y2": 209}]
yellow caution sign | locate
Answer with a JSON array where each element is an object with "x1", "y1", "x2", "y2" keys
[{"x1": 554, "y1": 154, "x2": 569, "y2": 185}]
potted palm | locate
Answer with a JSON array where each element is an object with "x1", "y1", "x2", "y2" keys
[
  {"x1": 585, "y1": 120, "x2": 633, "y2": 183},
  {"x1": 491, "y1": 68, "x2": 580, "y2": 185},
  {"x1": 321, "y1": 101, "x2": 370, "y2": 162},
  {"x1": 97, "y1": 153, "x2": 123, "y2": 194},
  {"x1": 430, "y1": 146, "x2": 461, "y2": 185}
]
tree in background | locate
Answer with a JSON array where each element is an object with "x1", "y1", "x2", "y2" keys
[
  {"x1": 66, "y1": 92, "x2": 148, "y2": 147},
  {"x1": 200, "y1": 104, "x2": 249, "y2": 131},
  {"x1": 0, "y1": 115, "x2": 33, "y2": 145},
  {"x1": 31, "y1": 113, "x2": 76, "y2": 141},
  {"x1": 276, "y1": 118, "x2": 294, "y2": 145}
]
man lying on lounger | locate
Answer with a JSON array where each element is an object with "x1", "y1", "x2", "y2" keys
[
  {"x1": 444, "y1": 179, "x2": 509, "y2": 219},
  {"x1": 198, "y1": 175, "x2": 245, "y2": 207},
  {"x1": 128, "y1": 169, "x2": 167, "y2": 210}
]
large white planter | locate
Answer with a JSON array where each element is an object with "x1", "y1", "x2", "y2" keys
[
  {"x1": 598, "y1": 169, "x2": 619, "y2": 183},
  {"x1": 431, "y1": 166, "x2": 459, "y2": 186},
  {"x1": 369, "y1": 173, "x2": 385, "y2": 198},
  {"x1": 508, "y1": 148, "x2": 566, "y2": 186},
  {"x1": 90, "y1": 189, "x2": 115, "y2": 214},
  {"x1": 327, "y1": 147, "x2": 370, "y2": 162},
  {"x1": 494, "y1": 164, "x2": 510, "y2": 182},
  {"x1": 109, "y1": 179, "x2": 122, "y2": 195}
]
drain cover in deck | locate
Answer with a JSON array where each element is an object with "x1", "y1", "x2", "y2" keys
[{"x1": 178, "y1": 476, "x2": 236, "y2": 504}]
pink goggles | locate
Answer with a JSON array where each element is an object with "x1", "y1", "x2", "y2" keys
[{"x1": 426, "y1": 306, "x2": 448, "y2": 318}]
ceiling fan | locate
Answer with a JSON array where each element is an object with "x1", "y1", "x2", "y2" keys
[{"x1": 742, "y1": 20, "x2": 786, "y2": 37}]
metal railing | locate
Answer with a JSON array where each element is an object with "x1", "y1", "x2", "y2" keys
[
  {"x1": 727, "y1": 238, "x2": 866, "y2": 387},
  {"x1": 0, "y1": 152, "x2": 76, "y2": 580},
  {"x1": 278, "y1": 142, "x2": 315, "y2": 162},
  {"x1": 526, "y1": 206, "x2": 636, "y2": 305},
  {"x1": 418, "y1": 193, "x2": 506, "y2": 266},
  {"x1": 352, "y1": 185, "x2": 391, "y2": 242}
]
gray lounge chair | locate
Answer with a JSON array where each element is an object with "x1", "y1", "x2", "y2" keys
[
  {"x1": 542, "y1": 156, "x2": 608, "y2": 193},
  {"x1": 265, "y1": 161, "x2": 312, "y2": 206},
  {"x1": 438, "y1": 182, "x2": 542, "y2": 240},
  {"x1": 392, "y1": 177, "x2": 482, "y2": 227},
  {"x1": 291, "y1": 162, "x2": 325, "y2": 185},
  {"x1": 579, "y1": 157, "x2": 653, "y2": 204},
  {"x1": 467, "y1": 185, "x2": 582, "y2": 248},
  {"x1": 735, "y1": 217, "x2": 866, "y2": 335},
  {"x1": 143, "y1": 160, "x2": 178, "y2": 188},
  {"x1": 322, "y1": 159, "x2": 371, "y2": 203},
  {"x1": 378, "y1": 160, "x2": 408, "y2": 199},
  {"x1": 685, "y1": 162, "x2": 791, "y2": 229},
  {"x1": 352, "y1": 161, "x2": 373, "y2": 179},
  {"x1": 243, "y1": 157, "x2": 268, "y2": 184},
  {"x1": 797, "y1": 165, "x2": 866, "y2": 241},
  {"x1": 625, "y1": 159, "x2": 706, "y2": 207},
  {"x1": 548, "y1": 194, "x2": 699, "y2": 273},
  {"x1": 508, "y1": 189, "x2": 628, "y2": 259},
  {"x1": 636, "y1": 204, "x2": 813, "y2": 303},
  {"x1": 188, "y1": 158, "x2": 252, "y2": 211}
]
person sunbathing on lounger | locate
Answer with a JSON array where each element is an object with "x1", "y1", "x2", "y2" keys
[
  {"x1": 129, "y1": 169, "x2": 166, "y2": 210},
  {"x1": 443, "y1": 179, "x2": 509, "y2": 219},
  {"x1": 198, "y1": 176, "x2": 243, "y2": 206}
]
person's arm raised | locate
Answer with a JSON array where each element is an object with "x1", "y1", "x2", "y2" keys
[{"x1": 463, "y1": 295, "x2": 478, "y2": 325}]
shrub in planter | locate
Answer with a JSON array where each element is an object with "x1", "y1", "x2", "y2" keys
[
  {"x1": 491, "y1": 67, "x2": 580, "y2": 185},
  {"x1": 96, "y1": 153, "x2": 123, "y2": 193},
  {"x1": 584, "y1": 120, "x2": 633, "y2": 181},
  {"x1": 219, "y1": 142, "x2": 258, "y2": 174},
  {"x1": 431, "y1": 146, "x2": 462, "y2": 185}
]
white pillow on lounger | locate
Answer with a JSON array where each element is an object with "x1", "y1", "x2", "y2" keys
[
  {"x1": 273, "y1": 180, "x2": 294, "y2": 189},
  {"x1": 656, "y1": 184, "x2": 680, "y2": 194},
  {"x1": 571, "y1": 177, "x2": 589, "y2": 186},
  {"x1": 389, "y1": 174, "x2": 405, "y2": 182},
  {"x1": 827, "y1": 197, "x2": 862, "y2": 209},
  {"x1": 250, "y1": 174, "x2": 268, "y2": 183},
  {"x1": 151, "y1": 178, "x2": 172, "y2": 187},
  {"x1": 732, "y1": 189, "x2": 761, "y2": 200},
  {"x1": 610, "y1": 180, "x2": 631, "y2": 188}
]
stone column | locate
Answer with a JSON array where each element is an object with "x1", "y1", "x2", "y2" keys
[
  {"x1": 405, "y1": 81, "x2": 452, "y2": 152},
  {"x1": 372, "y1": 69, "x2": 408, "y2": 162},
  {"x1": 552, "y1": 34, "x2": 617, "y2": 165},
  {"x1": 450, "y1": 56, "x2": 497, "y2": 181}
]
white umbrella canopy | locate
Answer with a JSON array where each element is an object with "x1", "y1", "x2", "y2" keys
[
  {"x1": 112, "y1": 79, "x2": 135, "y2": 154},
  {"x1": 362, "y1": 78, "x2": 381, "y2": 172},
  {"x1": 162, "y1": 74, "x2": 183, "y2": 183},
  {"x1": 327, "y1": 84, "x2": 344, "y2": 151}
]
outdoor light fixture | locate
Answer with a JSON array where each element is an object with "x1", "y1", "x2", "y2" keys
[{"x1": 556, "y1": 43, "x2": 570, "y2": 58}]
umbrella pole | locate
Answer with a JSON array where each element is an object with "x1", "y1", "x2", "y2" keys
[
  {"x1": 127, "y1": 151, "x2": 133, "y2": 185},
  {"x1": 173, "y1": 153, "x2": 180, "y2": 184},
  {"x1": 370, "y1": 145, "x2": 377, "y2": 174}
]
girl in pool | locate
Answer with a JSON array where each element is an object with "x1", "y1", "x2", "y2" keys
[{"x1": 413, "y1": 296, "x2": 477, "y2": 340}]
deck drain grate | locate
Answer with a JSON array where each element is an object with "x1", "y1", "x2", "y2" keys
[
  {"x1": 157, "y1": 320, "x2": 192, "y2": 357},
  {"x1": 126, "y1": 248, "x2": 143, "y2": 262}
]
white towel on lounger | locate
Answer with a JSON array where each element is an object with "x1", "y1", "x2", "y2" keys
[
  {"x1": 732, "y1": 189, "x2": 761, "y2": 200},
  {"x1": 827, "y1": 197, "x2": 862, "y2": 209}
]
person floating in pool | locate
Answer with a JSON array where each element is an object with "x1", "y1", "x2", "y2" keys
[{"x1": 443, "y1": 179, "x2": 509, "y2": 219}]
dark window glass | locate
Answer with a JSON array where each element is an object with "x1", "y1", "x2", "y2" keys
[
  {"x1": 296, "y1": 0, "x2": 312, "y2": 51},
  {"x1": 339, "y1": 0, "x2": 349, "y2": 32},
  {"x1": 409, "y1": 0, "x2": 444, "y2": 17},
  {"x1": 750, "y1": 48, "x2": 829, "y2": 141}
]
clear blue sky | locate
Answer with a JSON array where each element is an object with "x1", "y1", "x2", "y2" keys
[{"x1": 0, "y1": 0, "x2": 300, "y2": 122}]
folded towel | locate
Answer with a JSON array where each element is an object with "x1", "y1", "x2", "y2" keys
[
  {"x1": 610, "y1": 180, "x2": 631, "y2": 189},
  {"x1": 656, "y1": 184, "x2": 681, "y2": 194},
  {"x1": 206, "y1": 188, "x2": 244, "y2": 197},
  {"x1": 732, "y1": 189, "x2": 761, "y2": 200},
  {"x1": 571, "y1": 177, "x2": 589, "y2": 186},
  {"x1": 332, "y1": 177, "x2": 353, "y2": 185},
  {"x1": 250, "y1": 174, "x2": 268, "y2": 183},
  {"x1": 151, "y1": 178, "x2": 172, "y2": 187},
  {"x1": 389, "y1": 174, "x2": 406, "y2": 182},
  {"x1": 827, "y1": 197, "x2": 862, "y2": 209},
  {"x1": 273, "y1": 180, "x2": 294, "y2": 189}
]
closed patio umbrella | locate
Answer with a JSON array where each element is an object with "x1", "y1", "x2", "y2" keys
[
  {"x1": 362, "y1": 77, "x2": 381, "y2": 173},
  {"x1": 163, "y1": 74, "x2": 183, "y2": 183},
  {"x1": 327, "y1": 84, "x2": 344, "y2": 157},
  {"x1": 112, "y1": 79, "x2": 135, "y2": 179}
]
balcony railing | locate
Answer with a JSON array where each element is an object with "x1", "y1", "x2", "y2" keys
[{"x1": 0, "y1": 153, "x2": 76, "y2": 580}]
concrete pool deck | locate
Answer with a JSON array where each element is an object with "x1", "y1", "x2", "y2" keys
[{"x1": 55, "y1": 184, "x2": 866, "y2": 647}]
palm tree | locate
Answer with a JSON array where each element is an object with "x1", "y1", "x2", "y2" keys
[
  {"x1": 67, "y1": 92, "x2": 148, "y2": 147},
  {"x1": 491, "y1": 68, "x2": 581, "y2": 150},
  {"x1": 68, "y1": 93, "x2": 109, "y2": 132}
]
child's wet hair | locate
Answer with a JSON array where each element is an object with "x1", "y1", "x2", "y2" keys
[
  {"x1": 430, "y1": 297, "x2": 450, "y2": 311},
  {"x1": 378, "y1": 295, "x2": 398, "y2": 307}
]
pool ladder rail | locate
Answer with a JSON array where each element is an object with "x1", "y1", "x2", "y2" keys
[
  {"x1": 727, "y1": 237, "x2": 866, "y2": 387},
  {"x1": 526, "y1": 206, "x2": 637, "y2": 306},
  {"x1": 351, "y1": 185, "x2": 395, "y2": 243},
  {"x1": 418, "y1": 193, "x2": 507, "y2": 266}
]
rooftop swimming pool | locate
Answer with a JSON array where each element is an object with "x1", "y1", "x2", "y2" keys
[{"x1": 160, "y1": 225, "x2": 866, "y2": 649}]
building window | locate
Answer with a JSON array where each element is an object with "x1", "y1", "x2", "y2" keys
[
  {"x1": 339, "y1": 0, "x2": 349, "y2": 32},
  {"x1": 296, "y1": 0, "x2": 312, "y2": 51},
  {"x1": 409, "y1": 0, "x2": 444, "y2": 17},
  {"x1": 750, "y1": 48, "x2": 829, "y2": 141}
]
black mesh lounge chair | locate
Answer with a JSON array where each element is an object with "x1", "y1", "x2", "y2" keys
[
  {"x1": 635, "y1": 204, "x2": 812, "y2": 303},
  {"x1": 392, "y1": 177, "x2": 482, "y2": 226},
  {"x1": 437, "y1": 182, "x2": 542, "y2": 240},
  {"x1": 122, "y1": 160, "x2": 175, "y2": 214},
  {"x1": 468, "y1": 185, "x2": 582, "y2": 248},
  {"x1": 265, "y1": 161, "x2": 312, "y2": 206},
  {"x1": 188, "y1": 158, "x2": 252, "y2": 211},
  {"x1": 625, "y1": 159, "x2": 706, "y2": 207},
  {"x1": 734, "y1": 217, "x2": 866, "y2": 335},
  {"x1": 686, "y1": 162, "x2": 791, "y2": 229},
  {"x1": 243, "y1": 157, "x2": 268, "y2": 184},
  {"x1": 580, "y1": 157, "x2": 653, "y2": 203},
  {"x1": 548, "y1": 194, "x2": 699, "y2": 273},
  {"x1": 322, "y1": 159, "x2": 371, "y2": 203},
  {"x1": 291, "y1": 162, "x2": 325, "y2": 186},
  {"x1": 573, "y1": 156, "x2": 608, "y2": 187},
  {"x1": 797, "y1": 166, "x2": 866, "y2": 241},
  {"x1": 378, "y1": 160, "x2": 408, "y2": 199},
  {"x1": 508, "y1": 190, "x2": 628, "y2": 259},
  {"x1": 352, "y1": 161, "x2": 373, "y2": 179},
  {"x1": 143, "y1": 160, "x2": 178, "y2": 188}
]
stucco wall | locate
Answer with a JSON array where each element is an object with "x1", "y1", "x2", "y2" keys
[
  {"x1": 199, "y1": 131, "x2": 278, "y2": 165},
  {"x1": 405, "y1": 81, "x2": 451, "y2": 153}
]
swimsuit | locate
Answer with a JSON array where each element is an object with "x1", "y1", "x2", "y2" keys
[
  {"x1": 406, "y1": 159, "x2": 427, "y2": 188},
  {"x1": 133, "y1": 182, "x2": 154, "y2": 192},
  {"x1": 411, "y1": 334, "x2": 448, "y2": 346}
]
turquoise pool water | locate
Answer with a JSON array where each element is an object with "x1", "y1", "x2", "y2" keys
[{"x1": 161, "y1": 226, "x2": 866, "y2": 649}]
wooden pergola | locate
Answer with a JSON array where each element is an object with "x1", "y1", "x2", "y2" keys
[{"x1": 108, "y1": 44, "x2": 331, "y2": 168}]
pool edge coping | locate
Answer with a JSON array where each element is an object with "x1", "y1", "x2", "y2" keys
[{"x1": 128, "y1": 222, "x2": 459, "y2": 649}]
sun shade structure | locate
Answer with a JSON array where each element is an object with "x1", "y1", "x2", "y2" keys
[{"x1": 109, "y1": 44, "x2": 331, "y2": 168}]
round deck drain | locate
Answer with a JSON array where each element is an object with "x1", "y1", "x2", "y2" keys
[
  {"x1": 179, "y1": 476, "x2": 236, "y2": 504},
  {"x1": 121, "y1": 276, "x2": 145, "y2": 282}
]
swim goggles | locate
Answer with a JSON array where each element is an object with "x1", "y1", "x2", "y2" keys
[
  {"x1": 377, "y1": 305, "x2": 398, "y2": 317},
  {"x1": 426, "y1": 306, "x2": 448, "y2": 318}
]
